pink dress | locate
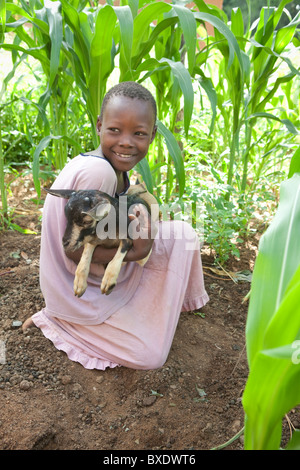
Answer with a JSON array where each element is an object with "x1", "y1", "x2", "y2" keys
[{"x1": 32, "y1": 152, "x2": 209, "y2": 370}]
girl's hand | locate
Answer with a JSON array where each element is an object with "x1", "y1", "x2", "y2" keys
[{"x1": 125, "y1": 204, "x2": 156, "y2": 261}]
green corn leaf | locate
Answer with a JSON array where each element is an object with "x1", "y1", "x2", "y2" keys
[
  {"x1": 251, "y1": 1, "x2": 294, "y2": 71},
  {"x1": 0, "y1": 43, "x2": 50, "y2": 68},
  {"x1": 135, "y1": 57, "x2": 193, "y2": 137},
  {"x1": 248, "y1": 37, "x2": 300, "y2": 77},
  {"x1": 156, "y1": 120, "x2": 185, "y2": 197},
  {"x1": 243, "y1": 173, "x2": 300, "y2": 449},
  {"x1": 5, "y1": 2, "x2": 49, "y2": 35},
  {"x1": 60, "y1": 0, "x2": 90, "y2": 76},
  {"x1": 136, "y1": 158, "x2": 153, "y2": 194},
  {"x1": 159, "y1": 58, "x2": 194, "y2": 136},
  {"x1": 172, "y1": 4, "x2": 197, "y2": 74},
  {"x1": 193, "y1": 11, "x2": 244, "y2": 74},
  {"x1": 255, "y1": 72, "x2": 296, "y2": 113},
  {"x1": 0, "y1": 0, "x2": 5, "y2": 42},
  {"x1": 273, "y1": 0, "x2": 296, "y2": 29},
  {"x1": 44, "y1": 0, "x2": 63, "y2": 88},
  {"x1": 286, "y1": 430, "x2": 300, "y2": 450},
  {"x1": 113, "y1": 5, "x2": 134, "y2": 81},
  {"x1": 273, "y1": 17, "x2": 300, "y2": 55},
  {"x1": 288, "y1": 146, "x2": 300, "y2": 179},
  {"x1": 10, "y1": 223, "x2": 37, "y2": 235},
  {"x1": 32, "y1": 135, "x2": 82, "y2": 197},
  {"x1": 197, "y1": 74, "x2": 217, "y2": 134},
  {"x1": 131, "y1": 16, "x2": 178, "y2": 71},
  {"x1": 230, "y1": 7, "x2": 244, "y2": 39},
  {"x1": 127, "y1": 0, "x2": 139, "y2": 19},
  {"x1": 245, "y1": 112, "x2": 299, "y2": 135},
  {"x1": 88, "y1": 4, "x2": 117, "y2": 128},
  {"x1": 245, "y1": 173, "x2": 300, "y2": 366},
  {"x1": 243, "y1": 340, "x2": 300, "y2": 449},
  {"x1": 131, "y1": 2, "x2": 172, "y2": 58},
  {"x1": 20, "y1": 97, "x2": 51, "y2": 136}
]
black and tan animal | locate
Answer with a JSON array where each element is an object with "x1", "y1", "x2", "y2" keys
[{"x1": 45, "y1": 183, "x2": 158, "y2": 297}]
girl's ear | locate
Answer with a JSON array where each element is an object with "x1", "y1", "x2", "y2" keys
[
  {"x1": 150, "y1": 125, "x2": 157, "y2": 144},
  {"x1": 96, "y1": 116, "x2": 102, "y2": 136}
]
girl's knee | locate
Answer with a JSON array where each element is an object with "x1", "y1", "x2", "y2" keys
[{"x1": 137, "y1": 345, "x2": 168, "y2": 370}]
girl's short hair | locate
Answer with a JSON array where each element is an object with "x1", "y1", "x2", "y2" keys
[{"x1": 100, "y1": 81, "x2": 157, "y2": 123}]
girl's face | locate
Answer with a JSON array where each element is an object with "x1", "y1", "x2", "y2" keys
[{"x1": 97, "y1": 95, "x2": 157, "y2": 173}]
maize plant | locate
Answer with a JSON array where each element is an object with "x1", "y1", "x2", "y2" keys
[
  {"x1": 203, "y1": 0, "x2": 300, "y2": 195},
  {"x1": 243, "y1": 145, "x2": 300, "y2": 450},
  {"x1": 1, "y1": 0, "x2": 248, "y2": 201}
]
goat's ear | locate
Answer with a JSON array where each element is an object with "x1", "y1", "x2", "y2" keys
[
  {"x1": 44, "y1": 188, "x2": 76, "y2": 199},
  {"x1": 83, "y1": 201, "x2": 111, "y2": 221}
]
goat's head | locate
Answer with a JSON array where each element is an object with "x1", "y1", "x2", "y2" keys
[{"x1": 44, "y1": 188, "x2": 113, "y2": 251}]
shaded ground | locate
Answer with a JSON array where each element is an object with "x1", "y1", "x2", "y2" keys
[{"x1": 0, "y1": 176, "x2": 297, "y2": 451}]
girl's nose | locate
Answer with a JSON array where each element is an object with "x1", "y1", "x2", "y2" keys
[{"x1": 119, "y1": 133, "x2": 133, "y2": 147}]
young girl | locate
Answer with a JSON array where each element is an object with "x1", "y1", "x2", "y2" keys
[{"x1": 23, "y1": 81, "x2": 209, "y2": 370}]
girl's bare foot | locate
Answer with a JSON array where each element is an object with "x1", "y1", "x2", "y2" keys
[{"x1": 22, "y1": 317, "x2": 36, "y2": 332}]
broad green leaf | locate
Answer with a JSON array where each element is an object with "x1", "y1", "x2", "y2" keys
[
  {"x1": 136, "y1": 158, "x2": 153, "y2": 194},
  {"x1": 273, "y1": 0, "x2": 296, "y2": 29},
  {"x1": 44, "y1": 0, "x2": 63, "y2": 88},
  {"x1": 5, "y1": 2, "x2": 49, "y2": 34},
  {"x1": 246, "y1": 112, "x2": 298, "y2": 135},
  {"x1": 159, "y1": 58, "x2": 194, "y2": 136},
  {"x1": 246, "y1": 173, "x2": 300, "y2": 366},
  {"x1": 135, "y1": 57, "x2": 193, "y2": 136},
  {"x1": 131, "y1": 2, "x2": 172, "y2": 58},
  {"x1": 198, "y1": 74, "x2": 217, "y2": 134},
  {"x1": 172, "y1": 4, "x2": 197, "y2": 74},
  {"x1": 247, "y1": 38, "x2": 300, "y2": 77},
  {"x1": 113, "y1": 6, "x2": 133, "y2": 81},
  {"x1": 33, "y1": 135, "x2": 82, "y2": 197},
  {"x1": 230, "y1": 7, "x2": 244, "y2": 38},
  {"x1": 288, "y1": 146, "x2": 300, "y2": 179},
  {"x1": 88, "y1": 4, "x2": 117, "y2": 126},
  {"x1": 193, "y1": 11, "x2": 244, "y2": 74},
  {"x1": 60, "y1": 0, "x2": 90, "y2": 76},
  {"x1": 131, "y1": 16, "x2": 178, "y2": 71},
  {"x1": 251, "y1": 1, "x2": 294, "y2": 75},
  {"x1": 10, "y1": 223, "x2": 37, "y2": 235},
  {"x1": 20, "y1": 97, "x2": 50, "y2": 136},
  {"x1": 243, "y1": 174, "x2": 300, "y2": 449},
  {"x1": 193, "y1": 0, "x2": 224, "y2": 19},
  {"x1": 156, "y1": 120, "x2": 185, "y2": 197},
  {"x1": 243, "y1": 346, "x2": 300, "y2": 449},
  {"x1": 274, "y1": 19, "x2": 299, "y2": 55},
  {"x1": 286, "y1": 430, "x2": 300, "y2": 450},
  {"x1": 127, "y1": 0, "x2": 139, "y2": 19},
  {"x1": 0, "y1": 0, "x2": 5, "y2": 42},
  {"x1": 0, "y1": 43, "x2": 50, "y2": 68},
  {"x1": 255, "y1": 72, "x2": 296, "y2": 113},
  {"x1": 263, "y1": 264, "x2": 300, "y2": 350}
]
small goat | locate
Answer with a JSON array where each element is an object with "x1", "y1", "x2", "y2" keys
[{"x1": 45, "y1": 183, "x2": 158, "y2": 297}]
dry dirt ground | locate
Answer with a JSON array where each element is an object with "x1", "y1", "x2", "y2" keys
[{"x1": 0, "y1": 177, "x2": 298, "y2": 452}]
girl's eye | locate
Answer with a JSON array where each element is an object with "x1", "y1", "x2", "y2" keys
[{"x1": 108, "y1": 127, "x2": 119, "y2": 132}]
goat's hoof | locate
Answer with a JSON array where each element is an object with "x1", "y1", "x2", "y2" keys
[
  {"x1": 74, "y1": 277, "x2": 87, "y2": 297},
  {"x1": 102, "y1": 284, "x2": 116, "y2": 295},
  {"x1": 100, "y1": 278, "x2": 116, "y2": 295}
]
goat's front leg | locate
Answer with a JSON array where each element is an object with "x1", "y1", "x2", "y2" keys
[
  {"x1": 101, "y1": 240, "x2": 132, "y2": 295},
  {"x1": 74, "y1": 243, "x2": 96, "y2": 297}
]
